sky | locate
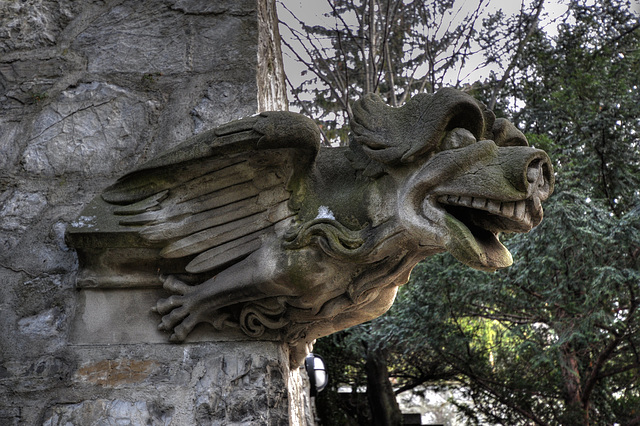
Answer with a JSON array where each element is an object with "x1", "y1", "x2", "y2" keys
[{"x1": 277, "y1": 0, "x2": 639, "y2": 109}]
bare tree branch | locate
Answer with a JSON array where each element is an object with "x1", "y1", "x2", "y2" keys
[
  {"x1": 488, "y1": 0, "x2": 545, "y2": 110},
  {"x1": 284, "y1": 74, "x2": 332, "y2": 147}
]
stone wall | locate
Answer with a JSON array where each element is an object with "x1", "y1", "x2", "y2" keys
[{"x1": 0, "y1": 0, "x2": 307, "y2": 424}]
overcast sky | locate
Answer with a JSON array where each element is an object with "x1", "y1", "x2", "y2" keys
[{"x1": 277, "y1": 0, "x2": 639, "y2": 108}]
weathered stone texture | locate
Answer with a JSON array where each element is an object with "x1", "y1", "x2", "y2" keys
[
  {"x1": 22, "y1": 82, "x2": 152, "y2": 176},
  {"x1": 0, "y1": 1, "x2": 78, "y2": 53},
  {"x1": 43, "y1": 400, "x2": 174, "y2": 426},
  {"x1": 0, "y1": 0, "x2": 294, "y2": 424},
  {"x1": 38, "y1": 343, "x2": 291, "y2": 425}
]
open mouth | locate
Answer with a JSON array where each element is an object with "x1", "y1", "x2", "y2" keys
[
  {"x1": 435, "y1": 194, "x2": 542, "y2": 271},
  {"x1": 438, "y1": 195, "x2": 539, "y2": 232}
]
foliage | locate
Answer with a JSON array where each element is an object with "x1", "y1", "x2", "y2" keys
[
  {"x1": 382, "y1": 193, "x2": 640, "y2": 424},
  {"x1": 313, "y1": 329, "x2": 371, "y2": 425},
  {"x1": 506, "y1": 0, "x2": 640, "y2": 217}
]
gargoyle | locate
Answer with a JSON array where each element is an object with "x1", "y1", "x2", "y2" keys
[{"x1": 69, "y1": 88, "x2": 553, "y2": 365}]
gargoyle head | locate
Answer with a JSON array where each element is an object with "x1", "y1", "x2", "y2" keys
[{"x1": 351, "y1": 88, "x2": 554, "y2": 271}]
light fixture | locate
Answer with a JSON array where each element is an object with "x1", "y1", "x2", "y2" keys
[{"x1": 304, "y1": 353, "x2": 328, "y2": 396}]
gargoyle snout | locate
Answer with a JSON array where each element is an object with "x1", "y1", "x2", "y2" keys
[{"x1": 525, "y1": 154, "x2": 554, "y2": 201}]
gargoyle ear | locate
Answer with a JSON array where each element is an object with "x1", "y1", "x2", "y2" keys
[
  {"x1": 350, "y1": 88, "x2": 488, "y2": 166},
  {"x1": 351, "y1": 94, "x2": 407, "y2": 165},
  {"x1": 492, "y1": 118, "x2": 529, "y2": 147},
  {"x1": 480, "y1": 105, "x2": 496, "y2": 140},
  {"x1": 400, "y1": 89, "x2": 486, "y2": 163}
]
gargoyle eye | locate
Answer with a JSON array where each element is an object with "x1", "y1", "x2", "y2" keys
[{"x1": 440, "y1": 128, "x2": 477, "y2": 151}]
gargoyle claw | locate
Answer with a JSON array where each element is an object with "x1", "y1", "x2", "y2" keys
[
  {"x1": 160, "y1": 274, "x2": 191, "y2": 293},
  {"x1": 170, "y1": 314, "x2": 199, "y2": 342},
  {"x1": 153, "y1": 275, "x2": 213, "y2": 342},
  {"x1": 155, "y1": 295, "x2": 183, "y2": 316},
  {"x1": 159, "y1": 305, "x2": 188, "y2": 329}
]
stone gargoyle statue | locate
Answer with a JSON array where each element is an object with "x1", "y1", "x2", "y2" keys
[{"x1": 67, "y1": 88, "x2": 553, "y2": 365}]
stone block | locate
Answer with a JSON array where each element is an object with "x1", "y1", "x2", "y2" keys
[
  {"x1": 0, "y1": 190, "x2": 47, "y2": 232},
  {"x1": 0, "y1": 0, "x2": 78, "y2": 53},
  {"x1": 22, "y1": 82, "x2": 152, "y2": 176},
  {"x1": 192, "y1": 81, "x2": 258, "y2": 134},
  {"x1": 41, "y1": 342, "x2": 297, "y2": 425},
  {"x1": 0, "y1": 407, "x2": 21, "y2": 426},
  {"x1": 43, "y1": 400, "x2": 173, "y2": 426},
  {"x1": 17, "y1": 307, "x2": 64, "y2": 337},
  {"x1": 71, "y1": 288, "x2": 169, "y2": 344},
  {"x1": 73, "y1": 3, "x2": 189, "y2": 75},
  {"x1": 74, "y1": 359, "x2": 161, "y2": 387}
]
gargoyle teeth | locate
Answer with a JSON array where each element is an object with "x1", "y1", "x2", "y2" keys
[
  {"x1": 502, "y1": 202, "x2": 515, "y2": 217},
  {"x1": 486, "y1": 200, "x2": 501, "y2": 214},
  {"x1": 438, "y1": 195, "x2": 532, "y2": 225}
]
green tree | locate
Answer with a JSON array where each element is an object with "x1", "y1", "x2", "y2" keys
[
  {"x1": 385, "y1": 195, "x2": 640, "y2": 424},
  {"x1": 508, "y1": 0, "x2": 640, "y2": 216}
]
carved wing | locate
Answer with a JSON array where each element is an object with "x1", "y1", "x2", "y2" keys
[{"x1": 100, "y1": 111, "x2": 320, "y2": 275}]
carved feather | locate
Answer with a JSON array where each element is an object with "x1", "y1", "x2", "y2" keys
[
  {"x1": 185, "y1": 233, "x2": 261, "y2": 274},
  {"x1": 140, "y1": 186, "x2": 290, "y2": 242},
  {"x1": 160, "y1": 200, "x2": 292, "y2": 259}
]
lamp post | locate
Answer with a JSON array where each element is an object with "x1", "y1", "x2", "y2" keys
[{"x1": 304, "y1": 353, "x2": 328, "y2": 397}]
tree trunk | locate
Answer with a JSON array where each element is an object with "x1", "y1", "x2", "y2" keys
[
  {"x1": 365, "y1": 347, "x2": 403, "y2": 426},
  {"x1": 560, "y1": 341, "x2": 589, "y2": 425}
]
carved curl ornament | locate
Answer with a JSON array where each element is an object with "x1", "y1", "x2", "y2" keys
[{"x1": 67, "y1": 89, "x2": 554, "y2": 365}]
